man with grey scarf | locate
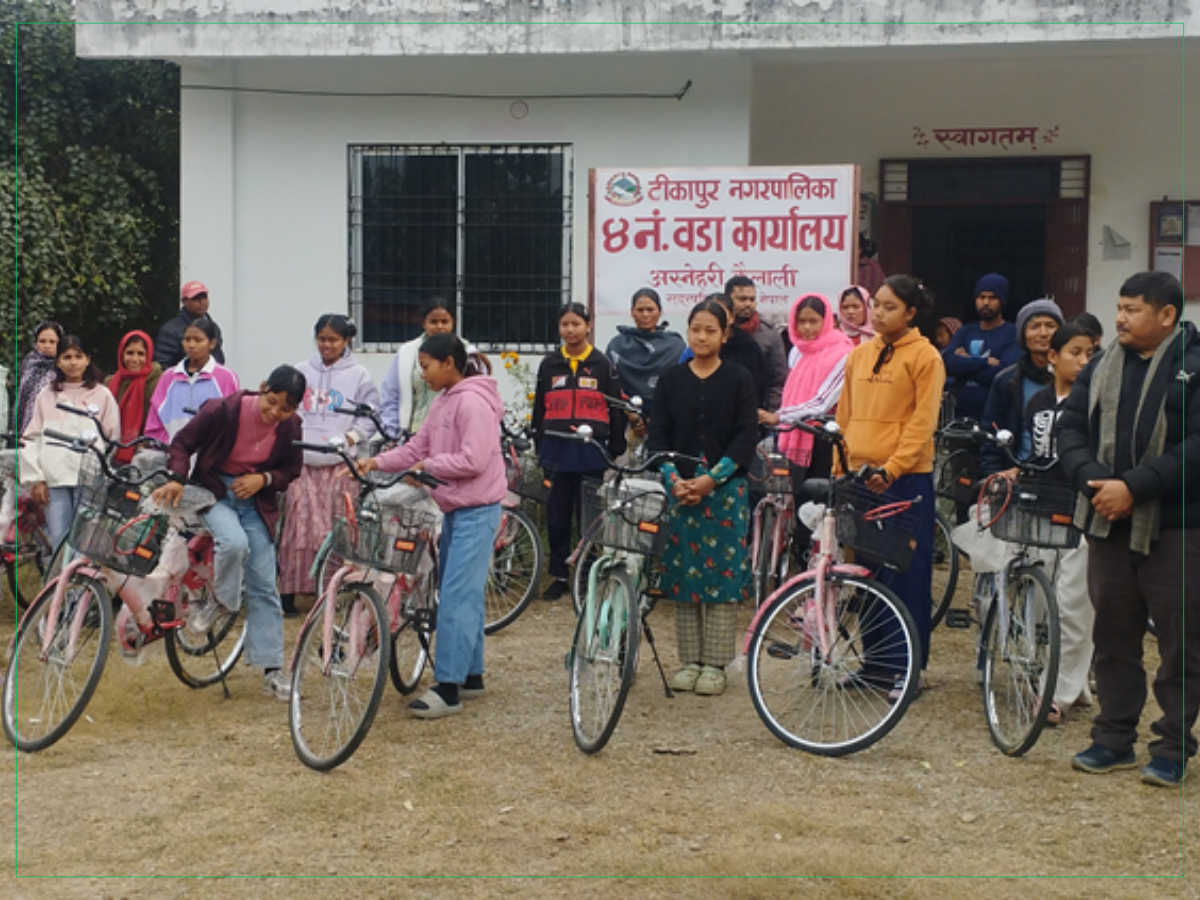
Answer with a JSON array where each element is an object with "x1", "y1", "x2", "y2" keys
[{"x1": 1057, "y1": 271, "x2": 1199, "y2": 788}]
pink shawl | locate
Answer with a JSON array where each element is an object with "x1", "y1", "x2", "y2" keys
[
  {"x1": 838, "y1": 285, "x2": 875, "y2": 346},
  {"x1": 779, "y1": 294, "x2": 854, "y2": 466}
]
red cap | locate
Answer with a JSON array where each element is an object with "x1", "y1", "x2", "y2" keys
[{"x1": 181, "y1": 281, "x2": 208, "y2": 300}]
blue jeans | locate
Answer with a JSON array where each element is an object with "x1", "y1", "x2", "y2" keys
[
  {"x1": 434, "y1": 503, "x2": 502, "y2": 686},
  {"x1": 47, "y1": 486, "x2": 80, "y2": 550},
  {"x1": 202, "y1": 476, "x2": 284, "y2": 670}
]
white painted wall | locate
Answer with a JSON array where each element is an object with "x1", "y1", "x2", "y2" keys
[
  {"x1": 181, "y1": 53, "x2": 750, "y2": 389},
  {"x1": 751, "y1": 41, "x2": 1198, "y2": 322}
]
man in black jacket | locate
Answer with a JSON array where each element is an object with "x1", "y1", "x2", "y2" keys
[
  {"x1": 1057, "y1": 271, "x2": 1199, "y2": 788},
  {"x1": 154, "y1": 281, "x2": 226, "y2": 368}
]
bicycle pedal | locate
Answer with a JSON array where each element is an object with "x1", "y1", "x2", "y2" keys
[
  {"x1": 945, "y1": 609, "x2": 972, "y2": 629},
  {"x1": 766, "y1": 641, "x2": 797, "y2": 661}
]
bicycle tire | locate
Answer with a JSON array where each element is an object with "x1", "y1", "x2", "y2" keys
[
  {"x1": 570, "y1": 537, "x2": 605, "y2": 617},
  {"x1": 929, "y1": 511, "x2": 962, "y2": 630},
  {"x1": 484, "y1": 507, "x2": 544, "y2": 635},
  {"x1": 290, "y1": 582, "x2": 390, "y2": 771},
  {"x1": 981, "y1": 564, "x2": 1060, "y2": 757},
  {"x1": 389, "y1": 571, "x2": 434, "y2": 695},
  {"x1": 3, "y1": 572, "x2": 113, "y2": 752},
  {"x1": 747, "y1": 572, "x2": 920, "y2": 756},
  {"x1": 165, "y1": 584, "x2": 247, "y2": 689},
  {"x1": 569, "y1": 564, "x2": 639, "y2": 754},
  {"x1": 753, "y1": 504, "x2": 777, "y2": 609}
]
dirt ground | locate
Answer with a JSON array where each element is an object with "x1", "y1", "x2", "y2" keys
[{"x1": 1, "y1": 560, "x2": 1194, "y2": 900}]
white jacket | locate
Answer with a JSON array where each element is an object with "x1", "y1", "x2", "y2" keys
[{"x1": 19, "y1": 382, "x2": 121, "y2": 488}]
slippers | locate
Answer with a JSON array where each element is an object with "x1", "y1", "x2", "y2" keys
[
  {"x1": 1046, "y1": 702, "x2": 1063, "y2": 727},
  {"x1": 408, "y1": 688, "x2": 463, "y2": 719}
]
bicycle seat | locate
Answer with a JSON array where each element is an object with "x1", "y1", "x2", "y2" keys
[{"x1": 801, "y1": 479, "x2": 831, "y2": 502}]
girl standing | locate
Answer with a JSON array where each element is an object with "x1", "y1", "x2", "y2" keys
[
  {"x1": 15, "y1": 321, "x2": 64, "y2": 435},
  {"x1": 357, "y1": 334, "x2": 507, "y2": 718},
  {"x1": 648, "y1": 298, "x2": 759, "y2": 697},
  {"x1": 1022, "y1": 322, "x2": 1097, "y2": 725},
  {"x1": 145, "y1": 316, "x2": 240, "y2": 442},
  {"x1": 19, "y1": 336, "x2": 121, "y2": 547},
  {"x1": 151, "y1": 367, "x2": 306, "y2": 701},
  {"x1": 106, "y1": 330, "x2": 164, "y2": 465},
  {"x1": 532, "y1": 303, "x2": 626, "y2": 601},
  {"x1": 279, "y1": 314, "x2": 379, "y2": 616},
  {"x1": 837, "y1": 286, "x2": 875, "y2": 347},
  {"x1": 836, "y1": 275, "x2": 945, "y2": 687}
]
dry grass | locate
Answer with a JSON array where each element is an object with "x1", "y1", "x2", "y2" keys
[{"x1": 1, "y1": 567, "x2": 1195, "y2": 900}]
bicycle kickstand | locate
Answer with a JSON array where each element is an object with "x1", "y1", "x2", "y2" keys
[
  {"x1": 207, "y1": 628, "x2": 232, "y2": 700},
  {"x1": 641, "y1": 613, "x2": 675, "y2": 699}
]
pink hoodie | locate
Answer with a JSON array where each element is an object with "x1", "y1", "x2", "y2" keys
[{"x1": 374, "y1": 376, "x2": 507, "y2": 512}]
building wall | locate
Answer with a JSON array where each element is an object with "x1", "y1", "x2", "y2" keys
[
  {"x1": 751, "y1": 41, "x2": 1197, "y2": 321},
  {"x1": 181, "y1": 53, "x2": 751, "y2": 386}
]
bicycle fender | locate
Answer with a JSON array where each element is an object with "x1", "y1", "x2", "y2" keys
[{"x1": 740, "y1": 563, "x2": 873, "y2": 655}]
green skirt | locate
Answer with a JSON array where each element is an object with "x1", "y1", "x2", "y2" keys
[{"x1": 660, "y1": 475, "x2": 750, "y2": 605}]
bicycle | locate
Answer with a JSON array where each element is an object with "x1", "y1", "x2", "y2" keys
[
  {"x1": 2, "y1": 425, "x2": 237, "y2": 752},
  {"x1": 0, "y1": 438, "x2": 55, "y2": 610},
  {"x1": 747, "y1": 423, "x2": 807, "y2": 609},
  {"x1": 743, "y1": 417, "x2": 924, "y2": 756},
  {"x1": 288, "y1": 437, "x2": 442, "y2": 770},
  {"x1": 967, "y1": 427, "x2": 1071, "y2": 757},
  {"x1": 548, "y1": 423, "x2": 703, "y2": 754}
]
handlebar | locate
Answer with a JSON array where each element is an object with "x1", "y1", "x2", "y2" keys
[
  {"x1": 939, "y1": 419, "x2": 1057, "y2": 476},
  {"x1": 331, "y1": 400, "x2": 408, "y2": 446},
  {"x1": 54, "y1": 402, "x2": 167, "y2": 455},
  {"x1": 43, "y1": 429, "x2": 173, "y2": 489},
  {"x1": 500, "y1": 419, "x2": 534, "y2": 454},
  {"x1": 293, "y1": 440, "x2": 444, "y2": 493},
  {"x1": 544, "y1": 427, "x2": 703, "y2": 477}
]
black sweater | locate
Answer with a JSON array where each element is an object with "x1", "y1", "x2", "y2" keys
[{"x1": 647, "y1": 361, "x2": 759, "y2": 480}]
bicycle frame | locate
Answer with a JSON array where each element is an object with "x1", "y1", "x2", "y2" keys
[{"x1": 750, "y1": 490, "x2": 793, "y2": 605}]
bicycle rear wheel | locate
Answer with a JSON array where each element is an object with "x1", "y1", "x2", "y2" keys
[
  {"x1": 569, "y1": 565, "x2": 639, "y2": 754},
  {"x1": 752, "y1": 505, "x2": 777, "y2": 609},
  {"x1": 747, "y1": 572, "x2": 920, "y2": 756},
  {"x1": 484, "y1": 507, "x2": 543, "y2": 634},
  {"x1": 981, "y1": 564, "x2": 1059, "y2": 757},
  {"x1": 3, "y1": 573, "x2": 112, "y2": 752},
  {"x1": 165, "y1": 583, "x2": 246, "y2": 688},
  {"x1": 389, "y1": 570, "x2": 434, "y2": 695},
  {"x1": 290, "y1": 582, "x2": 389, "y2": 771},
  {"x1": 929, "y1": 511, "x2": 962, "y2": 630},
  {"x1": 570, "y1": 537, "x2": 604, "y2": 616}
]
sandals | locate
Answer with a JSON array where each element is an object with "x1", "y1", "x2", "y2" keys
[{"x1": 1045, "y1": 702, "x2": 1064, "y2": 727}]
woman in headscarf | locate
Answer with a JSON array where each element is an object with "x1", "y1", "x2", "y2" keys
[
  {"x1": 837, "y1": 286, "x2": 875, "y2": 347},
  {"x1": 15, "y1": 321, "x2": 64, "y2": 435},
  {"x1": 106, "y1": 330, "x2": 164, "y2": 464}
]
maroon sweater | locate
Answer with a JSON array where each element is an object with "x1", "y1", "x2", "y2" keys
[{"x1": 167, "y1": 391, "x2": 303, "y2": 533}]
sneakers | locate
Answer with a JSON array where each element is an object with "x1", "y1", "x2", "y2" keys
[
  {"x1": 1071, "y1": 743, "x2": 1138, "y2": 774},
  {"x1": 694, "y1": 665, "x2": 727, "y2": 696},
  {"x1": 188, "y1": 596, "x2": 229, "y2": 634},
  {"x1": 1141, "y1": 757, "x2": 1186, "y2": 788},
  {"x1": 542, "y1": 579, "x2": 569, "y2": 602},
  {"x1": 263, "y1": 669, "x2": 291, "y2": 702},
  {"x1": 669, "y1": 663, "x2": 703, "y2": 692},
  {"x1": 408, "y1": 686, "x2": 463, "y2": 719}
]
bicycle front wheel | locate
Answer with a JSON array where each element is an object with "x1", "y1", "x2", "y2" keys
[
  {"x1": 166, "y1": 585, "x2": 246, "y2": 688},
  {"x1": 290, "y1": 582, "x2": 389, "y2": 771},
  {"x1": 981, "y1": 564, "x2": 1060, "y2": 757},
  {"x1": 3, "y1": 573, "x2": 113, "y2": 752},
  {"x1": 569, "y1": 565, "x2": 639, "y2": 754},
  {"x1": 747, "y1": 573, "x2": 920, "y2": 757},
  {"x1": 484, "y1": 507, "x2": 543, "y2": 635},
  {"x1": 929, "y1": 511, "x2": 962, "y2": 630}
]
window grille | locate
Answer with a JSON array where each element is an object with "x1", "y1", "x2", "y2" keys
[{"x1": 349, "y1": 144, "x2": 573, "y2": 353}]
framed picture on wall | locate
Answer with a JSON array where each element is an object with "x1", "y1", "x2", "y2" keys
[{"x1": 1156, "y1": 204, "x2": 1185, "y2": 243}]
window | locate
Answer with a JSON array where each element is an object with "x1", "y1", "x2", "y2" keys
[{"x1": 349, "y1": 144, "x2": 573, "y2": 352}]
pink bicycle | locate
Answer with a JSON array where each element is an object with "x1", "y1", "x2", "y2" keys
[{"x1": 743, "y1": 419, "x2": 923, "y2": 756}]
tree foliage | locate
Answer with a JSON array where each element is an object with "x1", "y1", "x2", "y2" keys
[{"x1": 1, "y1": 0, "x2": 180, "y2": 376}]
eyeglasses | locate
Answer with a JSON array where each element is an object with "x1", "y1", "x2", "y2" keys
[{"x1": 873, "y1": 343, "x2": 895, "y2": 375}]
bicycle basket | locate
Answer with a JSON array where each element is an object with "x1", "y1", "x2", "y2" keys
[
  {"x1": 581, "y1": 477, "x2": 671, "y2": 556},
  {"x1": 749, "y1": 449, "x2": 793, "y2": 495},
  {"x1": 935, "y1": 447, "x2": 981, "y2": 505},
  {"x1": 506, "y1": 455, "x2": 552, "y2": 504},
  {"x1": 69, "y1": 456, "x2": 170, "y2": 576},
  {"x1": 833, "y1": 481, "x2": 920, "y2": 572},
  {"x1": 331, "y1": 498, "x2": 438, "y2": 575},
  {"x1": 984, "y1": 476, "x2": 1080, "y2": 550}
]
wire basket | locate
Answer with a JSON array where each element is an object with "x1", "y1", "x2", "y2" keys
[
  {"x1": 935, "y1": 447, "x2": 981, "y2": 505},
  {"x1": 581, "y1": 477, "x2": 672, "y2": 557},
  {"x1": 983, "y1": 476, "x2": 1080, "y2": 550},
  {"x1": 833, "y1": 481, "x2": 920, "y2": 572},
  {"x1": 331, "y1": 498, "x2": 438, "y2": 575},
  {"x1": 506, "y1": 456, "x2": 552, "y2": 504},
  {"x1": 750, "y1": 450, "x2": 794, "y2": 495},
  {"x1": 69, "y1": 456, "x2": 171, "y2": 576}
]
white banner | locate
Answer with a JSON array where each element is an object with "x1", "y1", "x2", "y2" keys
[{"x1": 591, "y1": 166, "x2": 859, "y2": 327}]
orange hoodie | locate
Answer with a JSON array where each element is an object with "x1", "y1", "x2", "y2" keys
[{"x1": 835, "y1": 328, "x2": 945, "y2": 480}]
